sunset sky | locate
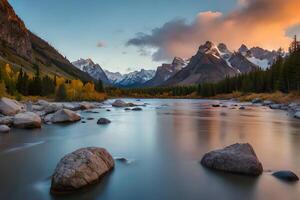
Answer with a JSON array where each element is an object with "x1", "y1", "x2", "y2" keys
[{"x1": 9, "y1": 0, "x2": 300, "y2": 73}]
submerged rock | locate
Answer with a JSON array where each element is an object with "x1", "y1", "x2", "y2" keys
[
  {"x1": 201, "y1": 143, "x2": 263, "y2": 176},
  {"x1": 212, "y1": 104, "x2": 220, "y2": 108},
  {"x1": 239, "y1": 106, "x2": 246, "y2": 110},
  {"x1": 51, "y1": 109, "x2": 81, "y2": 123},
  {"x1": 0, "y1": 97, "x2": 24, "y2": 116},
  {"x1": 272, "y1": 171, "x2": 299, "y2": 182},
  {"x1": 97, "y1": 118, "x2": 111, "y2": 125},
  {"x1": 51, "y1": 147, "x2": 114, "y2": 193},
  {"x1": 0, "y1": 125, "x2": 10, "y2": 133},
  {"x1": 132, "y1": 107, "x2": 142, "y2": 111},
  {"x1": 13, "y1": 112, "x2": 41, "y2": 129},
  {"x1": 124, "y1": 108, "x2": 131, "y2": 111}
]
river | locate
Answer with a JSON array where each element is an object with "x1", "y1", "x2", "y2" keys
[{"x1": 0, "y1": 99, "x2": 300, "y2": 200}]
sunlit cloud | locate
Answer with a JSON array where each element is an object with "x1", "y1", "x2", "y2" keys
[{"x1": 127, "y1": 0, "x2": 300, "y2": 61}]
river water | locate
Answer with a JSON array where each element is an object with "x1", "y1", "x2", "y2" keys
[{"x1": 0, "y1": 99, "x2": 300, "y2": 200}]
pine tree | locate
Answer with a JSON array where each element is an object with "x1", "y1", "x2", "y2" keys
[
  {"x1": 95, "y1": 80, "x2": 104, "y2": 92},
  {"x1": 56, "y1": 83, "x2": 67, "y2": 101}
]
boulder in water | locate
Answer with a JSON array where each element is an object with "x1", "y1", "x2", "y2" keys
[
  {"x1": 97, "y1": 118, "x2": 111, "y2": 125},
  {"x1": 51, "y1": 109, "x2": 81, "y2": 123},
  {"x1": 0, "y1": 97, "x2": 24, "y2": 116},
  {"x1": 50, "y1": 147, "x2": 114, "y2": 193},
  {"x1": 13, "y1": 112, "x2": 42, "y2": 129},
  {"x1": 201, "y1": 143, "x2": 263, "y2": 176},
  {"x1": 132, "y1": 107, "x2": 142, "y2": 111},
  {"x1": 294, "y1": 111, "x2": 300, "y2": 119},
  {"x1": 0, "y1": 125, "x2": 10, "y2": 133},
  {"x1": 0, "y1": 116, "x2": 13, "y2": 126},
  {"x1": 272, "y1": 171, "x2": 299, "y2": 182}
]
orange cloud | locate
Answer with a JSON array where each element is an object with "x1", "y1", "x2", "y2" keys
[{"x1": 127, "y1": 0, "x2": 300, "y2": 61}]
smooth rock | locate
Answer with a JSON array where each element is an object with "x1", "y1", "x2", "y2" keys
[
  {"x1": 97, "y1": 118, "x2": 111, "y2": 125},
  {"x1": 201, "y1": 143, "x2": 263, "y2": 176},
  {"x1": 112, "y1": 100, "x2": 136, "y2": 108},
  {"x1": 263, "y1": 100, "x2": 273, "y2": 106},
  {"x1": 50, "y1": 147, "x2": 114, "y2": 193},
  {"x1": 0, "y1": 116, "x2": 13, "y2": 126},
  {"x1": 13, "y1": 112, "x2": 41, "y2": 129},
  {"x1": 132, "y1": 107, "x2": 142, "y2": 111},
  {"x1": 272, "y1": 171, "x2": 299, "y2": 182},
  {"x1": 294, "y1": 111, "x2": 300, "y2": 119},
  {"x1": 51, "y1": 109, "x2": 81, "y2": 123},
  {"x1": 0, "y1": 125, "x2": 10, "y2": 133},
  {"x1": 269, "y1": 104, "x2": 282, "y2": 109},
  {"x1": 124, "y1": 108, "x2": 131, "y2": 111},
  {"x1": 252, "y1": 98, "x2": 262, "y2": 104},
  {"x1": 36, "y1": 100, "x2": 50, "y2": 106},
  {"x1": 63, "y1": 103, "x2": 81, "y2": 111},
  {"x1": 0, "y1": 97, "x2": 24, "y2": 116},
  {"x1": 212, "y1": 104, "x2": 220, "y2": 108},
  {"x1": 44, "y1": 103, "x2": 62, "y2": 114},
  {"x1": 80, "y1": 102, "x2": 95, "y2": 110}
]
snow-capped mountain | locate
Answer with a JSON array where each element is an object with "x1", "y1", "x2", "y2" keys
[
  {"x1": 163, "y1": 41, "x2": 260, "y2": 86},
  {"x1": 72, "y1": 58, "x2": 110, "y2": 83},
  {"x1": 238, "y1": 45, "x2": 282, "y2": 69},
  {"x1": 115, "y1": 69, "x2": 155, "y2": 87},
  {"x1": 104, "y1": 70, "x2": 124, "y2": 84},
  {"x1": 143, "y1": 57, "x2": 188, "y2": 87}
]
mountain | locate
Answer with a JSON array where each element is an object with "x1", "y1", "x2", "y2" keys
[
  {"x1": 238, "y1": 44, "x2": 282, "y2": 69},
  {"x1": 163, "y1": 41, "x2": 243, "y2": 85},
  {"x1": 0, "y1": 0, "x2": 92, "y2": 81},
  {"x1": 115, "y1": 69, "x2": 155, "y2": 87},
  {"x1": 104, "y1": 70, "x2": 124, "y2": 84},
  {"x1": 72, "y1": 58, "x2": 110, "y2": 83},
  {"x1": 143, "y1": 57, "x2": 187, "y2": 87}
]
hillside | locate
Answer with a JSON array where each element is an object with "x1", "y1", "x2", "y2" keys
[{"x1": 0, "y1": 0, "x2": 92, "y2": 81}]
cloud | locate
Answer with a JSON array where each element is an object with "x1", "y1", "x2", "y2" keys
[
  {"x1": 96, "y1": 41, "x2": 106, "y2": 48},
  {"x1": 127, "y1": 0, "x2": 300, "y2": 61}
]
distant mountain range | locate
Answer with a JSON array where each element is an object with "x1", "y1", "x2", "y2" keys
[
  {"x1": 0, "y1": 0, "x2": 92, "y2": 81},
  {"x1": 72, "y1": 41, "x2": 283, "y2": 87},
  {"x1": 72, "y1": 58, "x2": 155, "y2": 87}
]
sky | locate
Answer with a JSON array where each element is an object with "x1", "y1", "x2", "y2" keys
[{"x1": 9, "y1": 0, "x2": 300, "y2": 74}]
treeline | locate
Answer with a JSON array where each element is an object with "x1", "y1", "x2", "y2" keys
[
  {"x1": 106, "y1": 85, "x2": 197, "y2": 97},
  {"x1": 198, "y1": 50, "x2": 300, "y2": 97},
  {"x1": 0, "y1": 64, "x2": 105, "y2": 101}
]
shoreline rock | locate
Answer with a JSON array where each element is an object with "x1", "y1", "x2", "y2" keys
[
  {"x1": 50, "y1": 109, "x2": 81, "y2": 123},
  {"x1": 51, "y1": 147, "x2": 114, "y2": 193},
  {"x1": 0, "y1": 125, "x2": 10, "y2": 133},
  {"x1": 201, "y1": 143, "x2": 263, "y2": 176},
  {"x1": 13, "y1": 112, "x2": 41, "y2": 129},
  {"x1": 0, "y1": 97, "x2": 24, "y2": 116}
]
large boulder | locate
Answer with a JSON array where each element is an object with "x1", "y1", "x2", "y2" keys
[
  {"x1": 0, "y1": 125, "x2": 10, "y2": 133},
  {"x1": 80, "y1": 102, "x2": 95, "y2": 110},
  {"x1": 51, "y1": 109, "x2": 81, "y2": 123},
  {"x1": 0, "y1": 97, "x2": 24, "y2": 116},
  {"x1": 36, "y1": 99, "x2": 50, "y2": 106},
  {"x1": 0, "y1": 116, "x2": 14, "y2": 126},
  {"x1": 112, "y1": 100, "x2": 127, "y2": 107},
  {"x1": 112, "y1": 100, "x2": 136, "y2": 108},
  {"x1": 272, "y1": 170, "x2": 299, "y2": 182},
  {"x1": 13, "y1": 112, "x2": 41, "y2": 129},
  {"x1": 51, "y1": 147, "x2": 114, "y2": 193},
  {"x1": 63, "y1": 103, "x2": 81, "y2": 111},
  {"x1": 44, "y1": 103, "x2": 63, "y2": 114},
  {"x1": 201, "y1": 143, "x2": 263, "y2": 176}
]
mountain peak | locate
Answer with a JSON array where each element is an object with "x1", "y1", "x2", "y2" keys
[
  {"x1": 198, "y1": 41, "x2": 220, "y2": 57},
  {"x1": 238, "y1": 44, "x2": 249, "y2": 53}
]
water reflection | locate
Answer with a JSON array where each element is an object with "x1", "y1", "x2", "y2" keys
[{"x1": 0, "y1": 99, "x2": 300, "y2": 200}]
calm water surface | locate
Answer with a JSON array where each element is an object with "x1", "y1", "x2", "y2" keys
[{"x1": 1, "y1": 99, "x2": 300, "y2": 200}]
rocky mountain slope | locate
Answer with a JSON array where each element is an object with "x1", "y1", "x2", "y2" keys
[
  {"x1": 72, "y1": 58, "x2": 110, "y2": 84},
  {"x1": 115, "y1": 69, "x2": 155, "y2": 87},
  {"x1": 143, "y1": 57, "x2": 187, "y2": 87},
  {"x1": 0, "y1": 0, "x2": 92, "y2": 81}
]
